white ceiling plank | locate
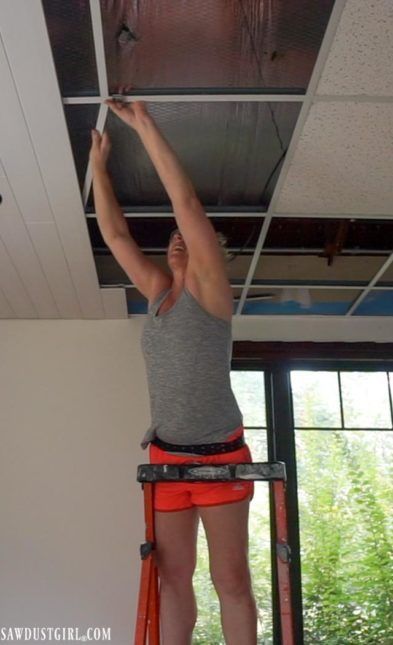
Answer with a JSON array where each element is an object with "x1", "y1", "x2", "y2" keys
[
  {"x1": 100, "y1": 288, "x2": 128, "y2": 319},
  {"x1": 27, "y1": 222, "x2": 84, "y2": 319},
  {"x1": 0, "y1": 285, "x2": 15, "y2": 318},
  {"x1": 0, "y1": 0, "x2": 104, "y2": 319},
  {"x1": 235, "y1": 0, "x2": 347, "y2": 315},
  {"x1": 0, "y1": 177, "x2": 60, "y2": 318},
  {"x1": 0, "y1": 237, "x2": 38, "y2": 319},
  {"x1": 0, "y1": 42, "x2": 55, "y2": 223}
]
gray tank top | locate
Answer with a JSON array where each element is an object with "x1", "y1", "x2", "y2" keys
[{"x1": 140, "y1": 286, "x2": 243, "y2": 449}]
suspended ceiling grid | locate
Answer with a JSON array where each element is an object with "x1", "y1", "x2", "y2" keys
[
  {"x1": 0, "y1": 0, "x2": 392, "y2": 324},
  {"x1": 59, "y1": 0, "x2": 393, "y2": 318}
]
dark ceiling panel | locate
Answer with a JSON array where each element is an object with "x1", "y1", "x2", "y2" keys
[
  {"x1": 95, "y1": 252, "x2": 253, "y2": 287},
  {"x1": 100, "y1": 0, "x2": 335, "y2": 93},
  {"x1": 125, "y1": 288, "x2": 148, "y2": 315},
  {"x1": 252, "y1": 254, "x2": 388, "y2": 286},
  {"x1": 88, "y1": 215, "x2": 262, "y2": 250},
  {"x1": 64, "y1": 104, "x2": 100, "y2": 190},
  {"x1": 42, "y1": 0, "x2": 99, "y2": 97},
  {"x1": 85, "y1": 102, "x2": 299, "y2": 208},
  {"x1": 265, "y1": 218, "x2": 393, "y2": 251},
  {"x1": 378, "y1": 263, "x2": 393, "y2": 287}
]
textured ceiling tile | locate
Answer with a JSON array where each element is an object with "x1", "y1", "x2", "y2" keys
[
  {"x1": 276, "y1": 102, "x2": 393, "y2": 214},
  {"x1": 316, "y1": 0, "x2": 393, "y2": 96}
]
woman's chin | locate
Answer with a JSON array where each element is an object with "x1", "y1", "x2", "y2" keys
[{"x1": 168, "y1": 254, "x2": 188, "y2": 267}]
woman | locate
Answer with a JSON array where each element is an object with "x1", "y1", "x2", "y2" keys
[{"x1": 90, "y1": 100, "x2": 257, "y2": 645}]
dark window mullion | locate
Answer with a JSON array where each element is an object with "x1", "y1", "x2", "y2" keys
[
  {"x1": 338, "y1": 371, "x2": 345, "y2": 429},
  {"x1": 269, "y1": 369, "x2": 304, "y2": 645},
  {"x1": 387, "y1": 372, "x2": 393, "y2": 428}
]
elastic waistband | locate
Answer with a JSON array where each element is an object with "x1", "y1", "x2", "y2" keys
[{"x1": 151, "y1": 433, "x2": 245, "y2": 456}]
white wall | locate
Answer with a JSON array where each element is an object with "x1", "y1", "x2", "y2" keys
[
  {"x1": 0, "y1": 320, "x2": 150, "y2": 644},
  {"x1": 0, "y1": 316, "x2": 391, "y2": 644}
]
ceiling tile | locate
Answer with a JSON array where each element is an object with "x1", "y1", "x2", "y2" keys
[
  {"x1": 85, "y1": 102, "x2": 299, "y2": 209},
  {"x1": 100, "y1": 0, "x2": 334, "y2": 93},
  {"x1": 42, "y1": 0, "x2": 99, "y2": 97},
  {"x1": 316, "y1": 0, "x2": 393, "y2": 96},
  {"x1": 276, "y1": 102, "x2": 393, "y2": 214},
  {"x1": 64, "y1": 104, "x2": 99, "y2": 190},
  {"x1": 267, "y1": 218, "x2": 393, "y2": 250},
  {"x1": 88, "y1": 215, "x2": 262, "y2": 250}
]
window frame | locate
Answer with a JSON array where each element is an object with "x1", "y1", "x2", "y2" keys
[{"x1": 232, "y1": 342, "x2": 393, "y2": 645}]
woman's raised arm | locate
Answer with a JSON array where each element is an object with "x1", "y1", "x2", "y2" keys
[
  {"x1": 90, "y1": 128, "x2": 171, "y2": 301},
  {"x1": 106, "y1": 99, "x2": 228, "y2": 282}
]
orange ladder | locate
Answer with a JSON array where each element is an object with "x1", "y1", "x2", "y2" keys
[{"x1": 134, "y1": 462, "x2": 295, "y2": 645}]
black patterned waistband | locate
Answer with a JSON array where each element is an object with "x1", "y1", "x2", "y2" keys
[{"x1": 151, "y1": 434, "x2": 245, "y2": 455}]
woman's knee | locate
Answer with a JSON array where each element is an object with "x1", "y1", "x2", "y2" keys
[
  {"x1": 156, "y1": 552, "x2": 197, "y2": 586},
  {"x1": 210, "y1": 559, "x2": 253, "y2": 597}
]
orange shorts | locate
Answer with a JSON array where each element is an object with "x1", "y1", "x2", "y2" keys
[{"x1": 149, "y1": 425, "x2": 254, "y2": 512}]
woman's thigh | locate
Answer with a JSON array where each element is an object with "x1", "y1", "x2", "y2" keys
[
  {"x1": 198, "y1": 499, "x2": 252, "y2": 590},
  {"x1": 154, "y1": 507, "x2": 200, "y2": 581}
]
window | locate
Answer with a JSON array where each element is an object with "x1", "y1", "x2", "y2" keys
[
  {"x1": 291, "y1": 370, "x2": 393, "y2": 643},
  {"x1": 191, "y1": 365, "x2": 393, "y2": 644}
]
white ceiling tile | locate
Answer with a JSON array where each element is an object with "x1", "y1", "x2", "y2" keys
[
  {"x1": 317, "y1": 0, "x2": 393, "y2": 96},
  {"x1": 276, "y1": 102, "x2": 393, "y2": 214}
]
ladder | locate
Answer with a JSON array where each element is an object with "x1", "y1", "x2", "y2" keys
[{"x1": 134, "y1": 462, "x2": 295, "y2": 645}]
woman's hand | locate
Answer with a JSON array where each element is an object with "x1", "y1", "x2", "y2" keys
[
  {"x1": 105, "y1": 99, "x2": 151, "y2": 131},
  {"x1": 89, "y1": 129, "x2": 111, "y2": 172}
]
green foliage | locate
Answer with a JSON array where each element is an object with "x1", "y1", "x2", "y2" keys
[{"x1": 295, "y1": 370, "x2": 393, "y2": 644}]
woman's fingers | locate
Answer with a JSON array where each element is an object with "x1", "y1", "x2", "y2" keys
[
  {"x1": 105, "y1": 99, "x2": 124, "y2": 114},
  {"x1": 101, "y1": 131, "x2": 111, "y2": 153},
  {"x1": 91, "y1": 129, "x2": 100, "y2": 145}
]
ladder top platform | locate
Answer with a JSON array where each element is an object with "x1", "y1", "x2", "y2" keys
[{"x1": 137, "y1": 461, "x2": 286, "y2": 483}]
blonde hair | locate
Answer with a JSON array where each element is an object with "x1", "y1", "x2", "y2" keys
[{"x1": 216, "y1": 231, "x2": 233, "y2": 262}]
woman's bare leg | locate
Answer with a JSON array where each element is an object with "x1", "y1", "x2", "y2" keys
[
  {"x1": 154, "y1": 507, "x2": 199, "y2": 645},
  {"x1": 199, "y1": 498, "x2": 257, "y2": 645}
]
